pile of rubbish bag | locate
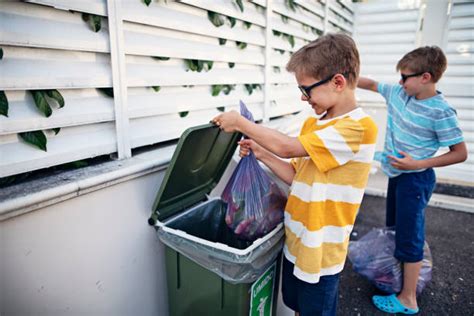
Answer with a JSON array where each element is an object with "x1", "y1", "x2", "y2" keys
[{"x1": 348, "y1": 227, "x2": 433, "y2": 295}]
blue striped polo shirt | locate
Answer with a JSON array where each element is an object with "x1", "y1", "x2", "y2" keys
[{"x1": 375, "y1": 83, "x2": 464, "y2": 178}]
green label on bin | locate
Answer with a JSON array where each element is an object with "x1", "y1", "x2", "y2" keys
[{"x1": 250, "y1": 262, "x2": 276, "y2": 316}]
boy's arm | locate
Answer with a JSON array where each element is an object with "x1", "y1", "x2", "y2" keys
[
  {"x1": 212, "y1": 112, "x2": 307, "y2": 159},
  {"x1": 258, "y1": 151, "x2": 296, "y2": 186},
  {"x1": 388, "y1": 142, "x2": 468, "y2": 170},
  {"x1": 357, "y1": 77, "x2": 379, "y2": 92}
]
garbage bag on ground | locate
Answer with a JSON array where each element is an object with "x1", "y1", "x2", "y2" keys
[
  {"x1": 348, "y1": 227, "x2": 432, "y2": 295},
  {"x1": 221, "y1": 101, "x2": 287, "y2": 241}
]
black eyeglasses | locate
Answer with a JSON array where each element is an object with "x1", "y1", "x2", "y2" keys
[
  {"x1": 298, "y1": 74, "x2": 336, "y2": 99},
  {"x1": 400, "y1": 71, "x2": 428, "y2": 83}
]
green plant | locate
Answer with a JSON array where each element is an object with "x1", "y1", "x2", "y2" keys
[
  {"x1": 281, "y1": 15, "x2": 289, "y2": 24},
  {"x1": 275, "y1": 48, "x2": 285, "y2": 55},
  {"x1": 30, "y1": 90, "x2": 65, "y2": 117},
  {"x1": 243, "y1": 21, "x2": 252, "y2": 29},
  {"x1": 244, "y1": 84, "x2": 262, "y2": 95},
  {"x1": 144, "y1": 0, "x2": 151, "y2": 5},
  {"x1": 218, "y1": 38, "x2": 227, "y2": 45},
  {"x1": 0, "y1": 91, "x2": 8, "y2": 117},
  {"x1": 234, "y1": 0, "x2": 244, "y2": 12},
  {"x1": 179, "y1": 111, "x2": 189, "y2": 117},
  {"x1": 274, "y1": 30, "x2": 295, "y2": 47},
  {"x1": 82, "y1": 13, "x2": 101, "y2": 32},
  {"x1": 152, "y1": 56, "x2": 170, "y2": 61},
  {"x1": 184, "y1": 59, "x2": 213, "y2": 72},
  {"x1": 227, "y1": 16, "x2": 236, "y2": 28},
  {"x1": 98, "y1": 88, "x2": 114, "y2": 97},
  {"x1": 285, "y1": 0, "x2": 297, "y2": 12},
  {"x1": 236, "y1": 41, "x2": 247, "y2": 49},
  {"x1": 0, "y1": 48, "x2": 3, "y2": 59},
  {"x1": 207, "y1": 11, "x2": 225, "y2": 27},
  {"x1": 228, "y1": 62, "x2": 235, "y2": 68},
  {"x1": 211, "y1": 84, "x2": 235, "y2": 96},
  {"x1": 19, "y1": 131, "x2": 47, "y2": 151},
  {"x1": 312, "y1": 27, "x2": 323, "y2": 36},
  {"x1": 273, "y1": 66, "x2": 281, "y2": 73},
  {"x1": 152, "y1": 86, "x2": 161, "y2": 92},
  {"x1": 217, "y1": 107, "x2": 225, "y2": 112}
]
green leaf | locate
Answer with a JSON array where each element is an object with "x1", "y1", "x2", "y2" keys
[
  {"x1": 152, "y1": 86, "x2": 161, "y2": 92},
  {"x1": 235, "y1": 0, "x2": 244, "y2": 12},
  {"x1": 273, "y1": 30, "x2": 281, "y2": 36},
  {"x1": 281, "y1": 15, "x2": 289, "y2": 24},
  {"x1": 144, "y1": 0, "x2": 151, "y2": 6},
  {"x1": 45, "y1": 89, "x2": 65, "y2": 108},
  {"x1": 31, "y1": 90, "x2": 52, "y2": 117},
  {"x1": 228, "y1": 62, "x2": 235, "y2": 68},
  {"x1": 19, "y1": 130, "x2": 47, "y2": 151},
  {"x1": 196, "y1": 60, "x2": 204, "y2": 72},
  {"x1": 179, "y1": 111, "x2": 189, "y2": 118},
  {"x1": 227, "y1": 16, "x2": 236, "y2": 28},
  {"x1": 287, "y1": 35, "x2": 295, "y2": 47},
  {"x1": 152, "y1": 56, "x2": 170, "y2": 61},
  {"x1": 275, "y1": 48, "x2": 285, "y2": 55},
  {"x1": 0, "y1": 91, "x2": 8, "y2": 117},
  {"x1": 0, "y1": 48, "x2": 3, "y2": 60},
  {"x1": 211, "y1": 85, "x2": 223, "y2": 96},
  {"x1": 184, "y1": 59, "x2": 197, "y2": 72},
  {"x1": 217, "y1": 107, "x2": 225, "y2": 112},
  {"x1": 98, "y1": 88, "x2": 114, "y2": 97},
  {"x1": 222, "y1": 84, "x2": 235, "y2": 95},
  {"x1": 204, "y1": 61, "x2": 213, "y2": 72},
  {"x1": 273, "y1": 66, "x2": 281, "y2": 73},
  {"x1": 218, "y1": 38, "x2": 227, "y2": 45},
  {"x1": 207, "y1": 11, "x2": 225, "y2": 27},
  {"x1": 236, "y1": 41, "x2": 247, "y2": 49},
  {"x1": 302, "y1": 24, "x2": 310, "y2": 33},
  {"x1": 285, "y1": 0, "x2": 297, "y2": 12},
  {"x1": 82, "y1": 13, "x2": 101, "y2": 32},
  {"x1": 52, "y1": 128, "x2": 61, "y2": 135},
  {"x1": 243, "y1": 21, "x2": 252, "y2": 29},
  {"x1": 244, "y1": 84, "x2": 253, "y2": 95}
]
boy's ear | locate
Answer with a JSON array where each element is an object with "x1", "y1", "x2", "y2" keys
[
  {"x1": 333, "y1": 74, "x2": 346, "y2": 90},
  {"x1": 422, "y1": 72, "x2": 433, "y2": 83}
]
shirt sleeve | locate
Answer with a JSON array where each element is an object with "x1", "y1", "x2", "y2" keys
[
  {"x1": 297, "y1": 119, "x2": 364, "y2": 173},
  {"x1": 377, "y1": 82, "x2": 396, "y2": 101},
  {"x1": 434, "y1": 107, "x2": 464, "y2": 147}
]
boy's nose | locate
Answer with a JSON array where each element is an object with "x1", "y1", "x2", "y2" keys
[
  {"x1": 399, "y1": 78, "x2": 404, "y2": 85},
  {"x1": 301, "y1": 94, "x2": 308, "y2": 101}
]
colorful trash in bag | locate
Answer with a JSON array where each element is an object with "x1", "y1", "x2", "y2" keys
[
  {"x1": 221, "y1": 101, "x2": 287, "y2": 241},
  {"x1": 348, "y1": 227, "x2": 433, "y2": 295}
]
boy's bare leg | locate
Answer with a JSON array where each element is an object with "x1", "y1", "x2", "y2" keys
[{"x1": 397, "y1": 261, "x2": 422, "y2": 309}]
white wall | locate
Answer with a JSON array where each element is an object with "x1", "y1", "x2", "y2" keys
[{"x1": 1, "y1": 170, "x2": 168, "y2": 315}]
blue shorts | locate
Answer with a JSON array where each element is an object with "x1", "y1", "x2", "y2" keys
[
  {"x1": 281, "y1": 257, "x2": 340, "y2": 316},
  {"x1": 386, "y1": 168, "x2": 436, "y2": 262}
]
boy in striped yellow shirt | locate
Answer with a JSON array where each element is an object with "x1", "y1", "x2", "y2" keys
[{"x1": 213, "y1": 33, "x2": 378, "y2": 316}]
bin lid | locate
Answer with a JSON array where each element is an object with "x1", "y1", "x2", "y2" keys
[{"x1": 149, "y1": 123, "x2": 241, "y2": 224}]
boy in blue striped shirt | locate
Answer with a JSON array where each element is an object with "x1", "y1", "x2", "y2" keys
[{"x1": 358, "y1": 46, "x2": 467, "y2": 314}]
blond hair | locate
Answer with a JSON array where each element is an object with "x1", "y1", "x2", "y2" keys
[
  {"x1": 396, "y1": 46, "x2": 447, "y2": 83},
  {"x1": 286, "y1": 33, "x2": 360, "y2": 88}
]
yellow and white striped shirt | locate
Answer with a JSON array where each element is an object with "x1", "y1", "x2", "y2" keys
[{"x1": 284, "y1": 107, "x2": 378, "y2": 283}]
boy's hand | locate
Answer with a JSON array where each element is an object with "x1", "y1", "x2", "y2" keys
[
  {"x1": 238, "y1": 139, "x2": 265, "y2": 160},
  {"x1": 388, "y1": 151, "x2": 421, "y2": 170},
  {"x1": 212, "y1": 111, "x2": 242, "y2": 133}
]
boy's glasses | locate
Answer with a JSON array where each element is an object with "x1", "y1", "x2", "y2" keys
[
  {"x1": 400, "y1": 71, "x2": 428, "y2": 83},
  {"x1": 298, "y1": 74, "x2": 336, "y2": 99}
]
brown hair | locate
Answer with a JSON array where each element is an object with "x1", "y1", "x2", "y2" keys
[
  {"x1": 286, "y1": 33, "x2": 360, "y2": 88},
  {"x1": 396, "y1": 46, "x2": 447, "y2": 83}
]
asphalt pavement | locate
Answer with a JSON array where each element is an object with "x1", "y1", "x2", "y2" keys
[{"x1": 337, "y1": 195, "x2": 474, "y2": 316}]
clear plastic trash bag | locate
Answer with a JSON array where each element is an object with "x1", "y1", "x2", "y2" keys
[
  {"x1": 221, "y1": 101, "x2": 287, "y2": 241},
  {"x1": 156, "y1": 198, "x2": 284, "y2": 284},
  {"x1": 348, "y1": 227, "x2": 433, "y2": 295}
]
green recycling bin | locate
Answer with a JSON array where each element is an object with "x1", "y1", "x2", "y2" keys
[{"x1": 148, "y1": 123, "x2": 284, "y2": 316}]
